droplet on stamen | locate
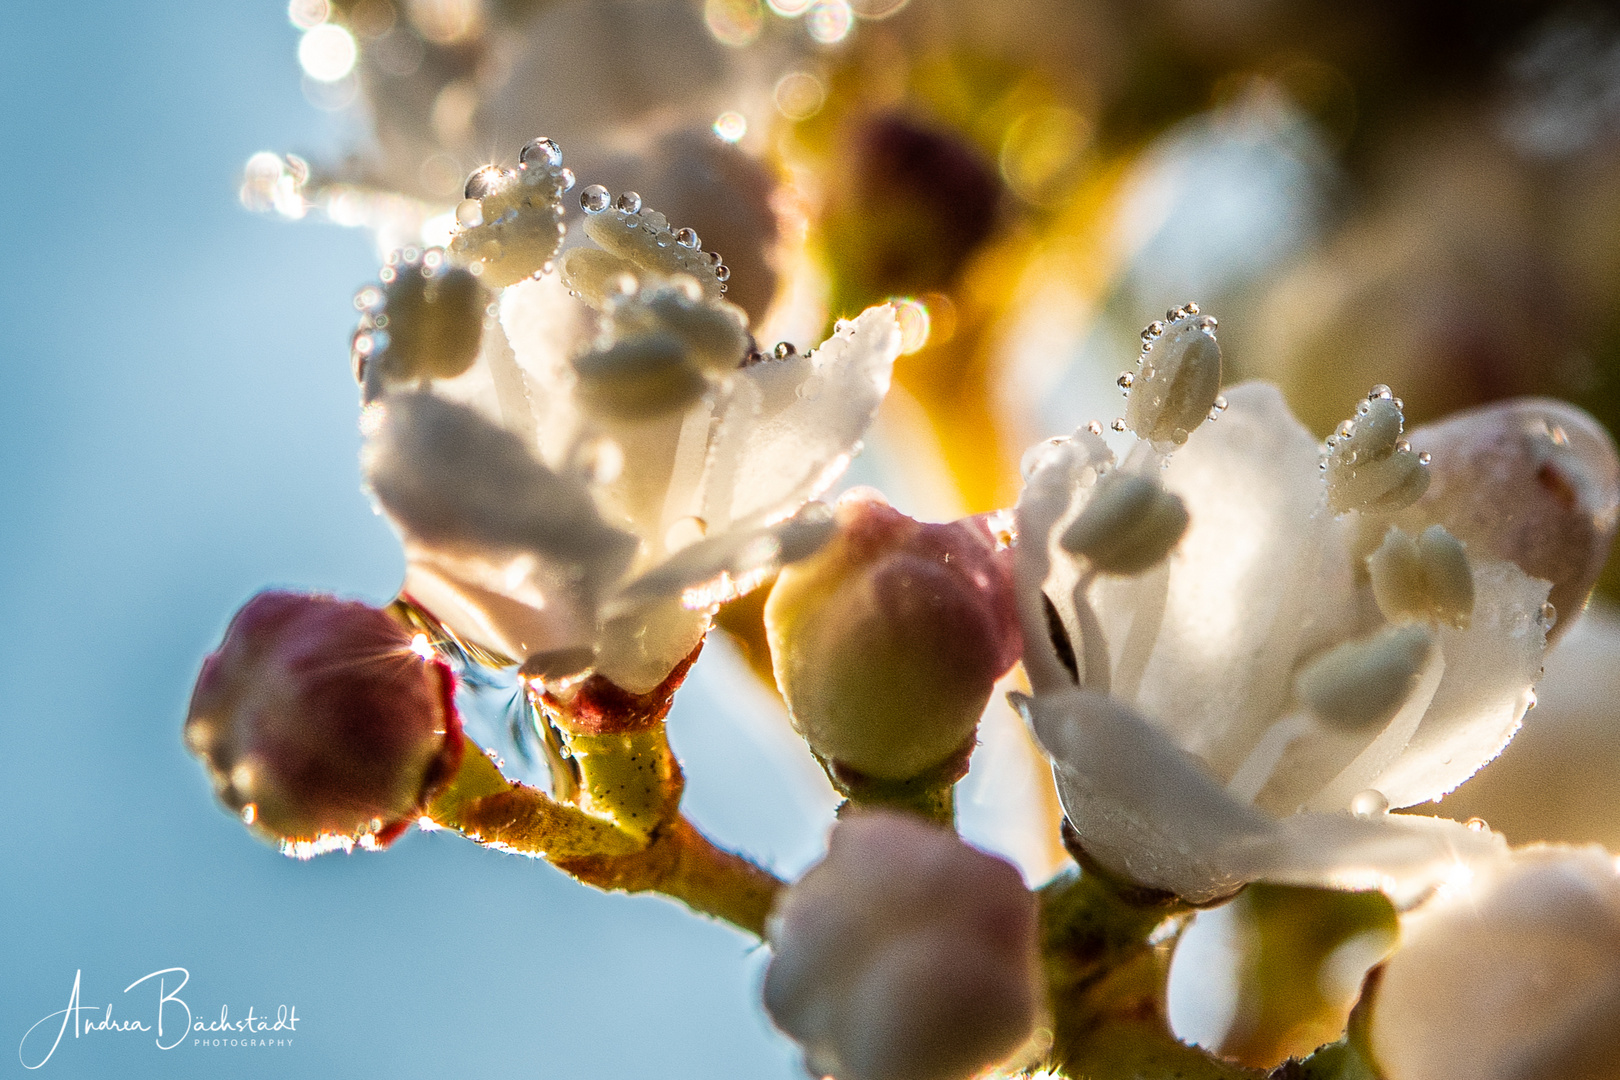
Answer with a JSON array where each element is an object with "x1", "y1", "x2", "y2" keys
[{"x1": 580, "y1": 184, "x2": 611, "y2": 213}]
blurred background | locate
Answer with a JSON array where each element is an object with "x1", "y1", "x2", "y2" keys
[{"x1": 6, "y1": 0, "x2": 1620, "y2": 1075}]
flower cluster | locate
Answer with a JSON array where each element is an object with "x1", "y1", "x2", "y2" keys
[{"x1": 199, "y1": 50, "x2": 1620, "y2": 1074}]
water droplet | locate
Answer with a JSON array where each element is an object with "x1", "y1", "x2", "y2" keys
[
  {"x1": 455, "y1": 198, "x2": 484, "y2": 228},
  {"x1": 774, "y1": 341, "x2": 798, "y2": 360},
  {"x1": 1392, "y1": 398, "x2": 1404, "y2": 410},
  {"x1": 1525, "y1": 689, "x2": 1538, "y2": 711},
  {"x1": 1117, "y1": 372, "x2": 1135, "y2": 391},
  {"x1": 557, "y1": 167, "x2": 575, "y2": 192},
  {"x1": 1166, "y1": 307, "x2": 1182, "y2": 322},
  {"x1": 704, "y1": 251, "x2": 723, "y2": 267},
  {"x1": 519, "y1": 137, "x2": 563, "y2": 169},
  {"x1": 241, "y1": 803, "x2": 258, "y2": 825},
  {"x1": 1335, "y1": 420, "x2": 1356, "y2": 440},
  {"x1": 1395, "y1": 439, "x2": 1410, "y2": 454},
  {"x1": 1212, "y1": 394, "x2": 1228, "y2": 412},
  {"x1": 1141, "y1": 320, "x2": 1165, "y2": 342},
  {"x1": 1540, "y1": 601, "x2": 1557, "y2": 629},
  {"x1": 1197, "y1": 316, "x2": 1218, "y2": 330},
  {"x1": 1087, "y1": 420, "x2": 1103, "y2": 435},
  {"x1": 1466, "y1": 816, "x2": 1488, "y2": 832},
  {"x1": 714, "y1": 264, "x2": 731, "y2": 282},
  {"x1": 1350, "y1": 789, "x2": 1389, "y2": 818},
  {"x1": 579, "y1": 184, "x2": 610, "y2": 213},
  {"x1": 464, "y1": 165, "x2": 512, "y2": 200},
  {"x1": 1368, "y1": 384, "x2": 1392, "y2": 400},
  {"x1": 1111, "y1": 418, "x2": 1128, "y2": 431},
  {"x1": 675, "y1": 227, "x2": 700, "y2": 249},
  {"x1": 1418, "y1": 451, "x2": 1432, "y2": 465},
  {"x1": 615, "y1": 191, "x2": 642, "y2": 214},
  {"x1": 1356, "y1": 401, "x2": 1371, "y2": 416},
  {"x1": 1184, "y1": 301, "x2": 1200, "y2": 315},
  {"x1": 353, "y1": 285, "x2": 382, "y2": 311}
]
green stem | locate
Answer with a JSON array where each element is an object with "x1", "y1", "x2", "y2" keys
[{"x1": 1038, "y1": 852, "x2": 1266, "y2": 1079}]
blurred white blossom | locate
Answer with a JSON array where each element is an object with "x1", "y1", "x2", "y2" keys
[{"x1": 1371, "y1": 843, "x2": 1620, "y2": 1080}]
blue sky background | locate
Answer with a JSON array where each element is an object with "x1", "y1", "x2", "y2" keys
[{"x1": 0, "y1": 4, "x2": 833, "y2": 1076}]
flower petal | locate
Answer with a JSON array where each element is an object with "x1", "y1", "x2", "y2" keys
[{"x1": 724, "y1": 305, "x2": 901, "y2": 525}]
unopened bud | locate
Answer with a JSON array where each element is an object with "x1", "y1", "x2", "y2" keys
[
  {"x1": 1059, "y1": 470, "x2": 1189, "y2": 575},
  {"x1": 183, "y1": 592, "x2": 463, "y2": 856},
  {"x1": 1367, "y1": 525, "x2": 1474, "y2": 628},
  {"x1": 764, "y1": 811, "x2": 1040, "y2": 1080},
  {"x1": 1325, "y1": 391, "x2": 1429, "y2": 514},
  {"x1": 1295, "y1": 623, "x2": 1436, "y2": 732},
  {"x1": 1124, "y1": 308, "x2": 1222, "y2": 449},
  {"x1": 1393, "y1": 398, "x2": 1620, "y2": 639},
  {"x1": 764, "y1": 492, "x2": 1020, "y2": 781}
]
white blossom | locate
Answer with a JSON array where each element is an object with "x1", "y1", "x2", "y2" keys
[
  {"x1": 1012, "y1": 329, "x2": 1618, "y2": 902},
  {"x1": 358, "y1": 143, "x2": 902, "y2": 692}
]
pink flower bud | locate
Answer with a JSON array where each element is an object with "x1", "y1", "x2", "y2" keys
[
  {"x1": 764, "y1": 811, "x2": 1041, "y2": 1080},
  {"x1": 1392, "y1": 398, "x2": 1619, "y2": 637},
  {"x1": 764, "y1": 491, "x2": 1021, "y2": 781},
  {"x1": 183, "y1": 591, "x2": 464, "y2": 856}
]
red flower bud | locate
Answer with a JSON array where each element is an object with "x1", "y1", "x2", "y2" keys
[
  {"x1": 184, "y1": 591, "x2": 464, "y2": 856},
  {"x1": 765, "y1": 491, "x2": 1021, "y2": 781}
]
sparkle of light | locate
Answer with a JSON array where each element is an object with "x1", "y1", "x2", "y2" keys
[
  {"x1": 409, "y1": 632, "x2": 436, "y2": 660},
  {"x1": 893, "y1": 297, "x2": 931, "y2": 354},
  {"x1": 774, "y1": 71, "x2": 826, "y2": 121},
  {"x1": 705, "y1": 0, "x2": 763, "y2": 46},
  {"x1": 713, "y1": 110, "x2": 748, "y2": 143},
  {"x1": 767, "y1": 0, "x2": 814, "y2": 13},
  {"x1": 805, "y1": 0, "x2": 852, "y2": 43},
  {"x1": 298, "y1": 23, "x2": 358, "y2": 82},
  {"x1": 288, "y1": 0, "x2": 330, "y2": 29}
]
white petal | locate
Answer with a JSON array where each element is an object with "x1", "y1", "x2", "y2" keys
[
  {"x1": 592, "y1": 596, "x2": 709, "y2": 694},
  {"x1": 363, "y1": 390, "x2": 637, "y2": 660},
  {"x1": 1017, "y1": 687, "x2": 1271, "y2": 903},
  {"x1": 1011, "y1": 428, "x2": 1115, "y2": 695},
  {"x1": 1092, "y1": 382, "x2": 1359, "y2": 777},
  {"x1": 1364, "y1": 558, "x2": 1550, "y2": 807},
  {"x1": 496, "y1": 274, "x2": 594, "y2": 469},
  {"x1": 724, "y1": 305, "x2": 900, "y2": 525}
]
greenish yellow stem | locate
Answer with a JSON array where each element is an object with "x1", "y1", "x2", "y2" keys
[
  {"x1": 426, "y1": 736, "x2": 784, "y2": 938},
  {"x1": 1038, "y1": 854, "x2": 1266, "y2": 1080}
]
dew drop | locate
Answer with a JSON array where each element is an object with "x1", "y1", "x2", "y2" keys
[
  {"x1": 1350, "y1": 789, "x2": 1390, "y2": 818},
  {"x1": 455, "y1": 198, "x2": 484, "y2": 228},
  {"x1": 1087, "y1": 420, "x2": 1103, "y2": 435},
  {"x1": 1116, "y1": 372, "x2": 1135, "y2": 391},
  {"x1": 353, "y1": 285, "x2": 382, "y2": 311},
  {"x1": 675, "y1": 227, "x2": 701, "y2": 249},
  {"x1": 1110, "y1": 418, "x2": 1128, "y2": 432},
  {"x1": 615, "y1": 191, "x2": 642, "y2": 214},
  {"x1": 1184, "y1": 301, "x2": 1200, "y2": 315},
  {"x1": 1212, "y1": 394, "x2": 1228, "y2": 412},
  {"x1": 774, "y1": 341, "x2": 798, "y2": 360},
  {"x1": 1466, "y1": 817, "x2": 1488, "y2": 832},
  {"x1": 1368, "y1": 384, "x2": 1392, "y2": 400},
  {"x1": 464, "y1": 165, "x2": 512, "y2": 200},
  {"x1": 557, "y1": 167, "x2": 575, "y2": 192},
  {"x1": 579, "y1": 184, "x2": 610, "y2": 213},
  {"x1": 241, "y1": 803, "x2": 258, "y2": 825},
  {"x1": 714, "y1": 264, "x2": 731, "y2": 282},
  {"x1": 1525, "y1": 689, "x2": 1538, "y2": 711},
  {"x1": 704, "y1": 250, "x2": 723, "y2": 267},
  {"x1": 1141, "y1": 320, "x2": 1165, "y2": 342},
  {"x1": 1539, "y1": 601, "x2": 1557, "y2": 629},
  {"x1": 520, "y1": 137, "x2": 563, "y2": 168}
]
